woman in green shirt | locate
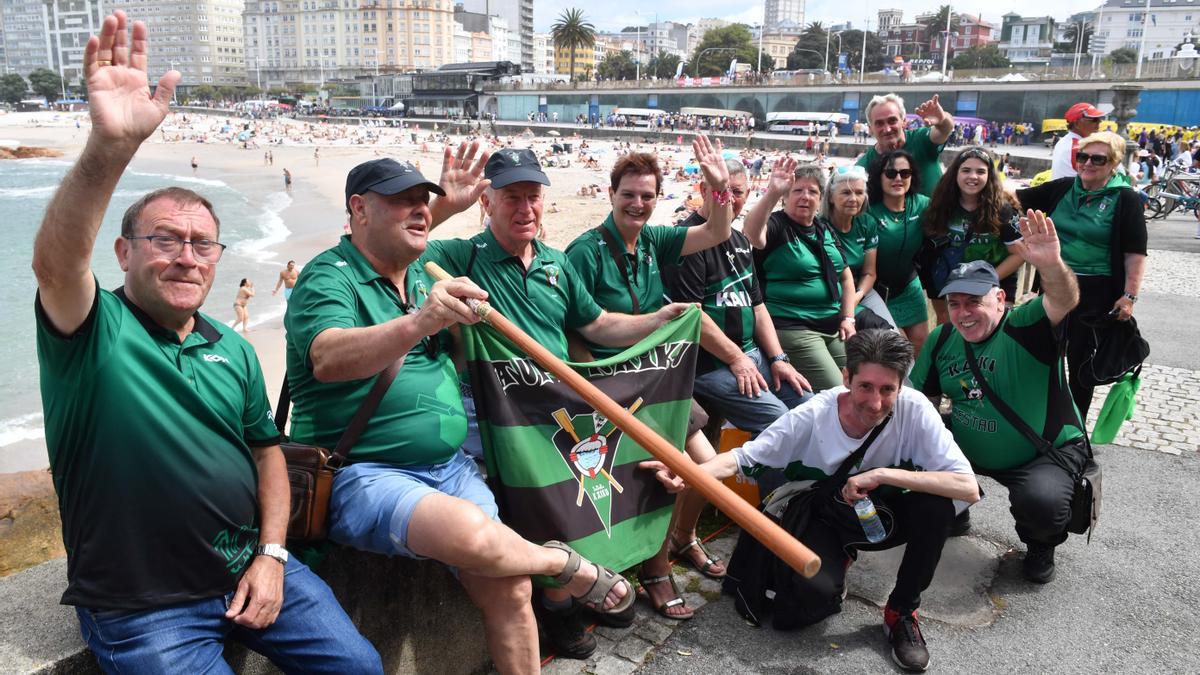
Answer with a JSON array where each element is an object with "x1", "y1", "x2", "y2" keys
[
  {"x1": 1016, "y1": 131, "x2": 1148, "y2": 414},
  {"x1": 565, "y1": 141, "x2": 734, "y2": 624},
  {"x1": 823, "y1": 165, "x2": 896, "y2": 329},
  {"x1": 921, "y1": 146, "x2": 1025, "y2": 325},
  {"x1": 866, "y1": 149, "x2": 933, "y2": 355},
  {"x1": 743, "y1": 158, "x2": 858, "y2": 392}
]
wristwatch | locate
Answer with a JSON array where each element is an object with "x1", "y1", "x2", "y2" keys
[
  {"x1": 1122, "y1": 292, "x2": 1138, "y2": 303},
  {"x1": 769, "y1": 353, "x2": 791, "y2": 364},
  {"x1": 841, "y1": 315, "x2": 856, "y2": 324},
  {"x1": 255, "y1": 543, "x2": 289, "y2": 565}
]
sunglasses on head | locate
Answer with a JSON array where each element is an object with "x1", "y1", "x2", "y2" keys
[
  {"x1": 883, "y1": 168, "x2": 913, "y2": 180},
  {"x1": 1075, "y1": 152, "x2": 1110, "y2": 167}
]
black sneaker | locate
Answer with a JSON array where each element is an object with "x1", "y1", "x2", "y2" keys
[
  {"x1": 884, "y1": 606, "x2": 930, "y2": 672},
  {"x1": 949, "y1": 510, "x2": 971, "y2": 537},
  {"x1": 1023, "y1": 543, "x2": 1056, "y2": 584},
  {"x1": 534, "y1": 600, "x2": 596, "y2": 659}
]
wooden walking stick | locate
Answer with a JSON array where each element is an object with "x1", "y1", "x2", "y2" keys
[{"x1": 427, "y1": 262, "x2": 821, "y2": 578}]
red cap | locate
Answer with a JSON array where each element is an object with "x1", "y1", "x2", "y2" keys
[{"x1": 1065, "y1": 102, "x2": 1106, "y2": 124}]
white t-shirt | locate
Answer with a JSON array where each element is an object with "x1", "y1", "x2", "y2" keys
[
  {"x1": 733, "y1": 387, "x2": 972, "y2": 480},
  {"x1": 1051, "y1": 131, "x2": 1083, "y2": 179}
]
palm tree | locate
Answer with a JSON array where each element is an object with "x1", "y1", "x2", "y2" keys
[
  {"x1": 552, "y1": 9, "x2": 596, "y2": 82},
  {"x1": 804, "y1": 21, "x2": 826, "y2": 37}
]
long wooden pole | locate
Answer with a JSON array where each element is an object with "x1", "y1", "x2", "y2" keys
[{"x1": 426, "y1": 262, "x2": 821, "y2": 578}]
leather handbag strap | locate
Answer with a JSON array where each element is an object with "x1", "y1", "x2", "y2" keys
[
  {"x1": 275, "y1": 359, "x2": 401, "y2": 468},
  {"x1": 595, "y1": 225, "x2": 640, "y2": 314},
  {"x1": 963, "y1": 341, "x2": 1054, "y2": 455}
]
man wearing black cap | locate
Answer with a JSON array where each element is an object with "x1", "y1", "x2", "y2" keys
[
  {"x1": 421, "y1": 147, "x2": 693, "y2": 658},
  {"x1": 1052, "y1": 102, "x2": 1106, "y2": 179},
  {"x1": 910, "y1": 209, "x2": 1085, "y2": 584},
  {"x1": 283, "y1": 149, "x2": 637, "y2": 673}
]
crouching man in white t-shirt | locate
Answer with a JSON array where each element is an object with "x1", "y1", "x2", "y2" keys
[{"x1": 643, "y1": 329, "x2": 980, "y2": 673}]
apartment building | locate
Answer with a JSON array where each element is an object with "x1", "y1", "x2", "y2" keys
[{"x1": 1, "y1": 0, "x2": 104, "y2": 91}]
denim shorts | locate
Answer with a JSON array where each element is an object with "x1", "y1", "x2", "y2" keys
[{"x1": 328, "y1": 450, "x2": 499, "y2": 559}]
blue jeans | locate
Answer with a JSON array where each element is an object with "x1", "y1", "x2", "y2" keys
[
  {"x1": 75, "y1": 557, "x2": 382, "y2": 674},
  {"x1": 692, "y1": 348, "x2": 811, "y2": 435}
]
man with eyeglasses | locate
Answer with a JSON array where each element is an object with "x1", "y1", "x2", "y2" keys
[
  {"x1": 856, "y1": 93, "x2": 955, "y2": 197},
  {"x1": 1051, "y1": 102, "x2": 1106, "y2": 180},
  {"x1": 31, "y1": 12, "x2": 383, "y2": 672}
]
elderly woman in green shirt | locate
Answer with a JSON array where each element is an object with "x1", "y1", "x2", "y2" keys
[
  {"x1": 823, "y1": 165, "x2": 896, "y2": 329},
  {"x1": 1017, "y1": 131, "x2": 1148, "y2": 414}
]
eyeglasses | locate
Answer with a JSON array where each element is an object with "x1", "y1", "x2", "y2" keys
[
  {"x1": 125, "y1": 235, "x2": 227, "y2": 263},
  {"x1": 1074, "y1": 152, "x2": 1110, "y2": 167},
  {"x1": 883, "y1": 168, "x2": 913, "y2": 180}
]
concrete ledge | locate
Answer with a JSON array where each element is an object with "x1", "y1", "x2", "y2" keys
[{"x1": 0, "y1": 548, "x2": 490, "y2": 674}]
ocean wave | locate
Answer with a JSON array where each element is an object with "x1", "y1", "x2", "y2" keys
[
  {"x1": 0, "y1": 411, "x2": 45, "y2": 447},
  {"x1": 0, "y1": 185, "x2": 56, "y2": 198},
  {"x1": 126, "y1": 168, "x2": 231, "y2": 188},
  {"x1": 230, "y1": 191, "x2": 292, "y2": 263}
]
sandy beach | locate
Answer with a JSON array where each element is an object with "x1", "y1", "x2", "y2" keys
[{"x1": 1, "y1": 109, "x2": 814, "y2": 472}]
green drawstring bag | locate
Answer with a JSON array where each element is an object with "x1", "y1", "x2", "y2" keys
[{"x1": 1091, "y1": 370, "x2": 1141, "y2": 444}]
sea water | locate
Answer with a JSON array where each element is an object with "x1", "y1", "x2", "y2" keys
[{"x1": 0, "y1": 157, "x2": 293, "y2": 468}]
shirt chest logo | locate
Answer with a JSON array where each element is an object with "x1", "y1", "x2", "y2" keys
[
  {"x1": 203, "y1": 353, "x2": 231, "y2": 364},
  {"x1": 543, "y1": 264, "x2": 560, "y2": 287}
]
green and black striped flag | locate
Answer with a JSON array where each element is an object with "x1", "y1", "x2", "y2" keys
[{"x1": 464, "y1": 307, "x2": 700, "y2": 572}]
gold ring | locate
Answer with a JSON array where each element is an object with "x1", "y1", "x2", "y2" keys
[{"x1": 96, "y1": 59, "x2": 111, "y2": 67}]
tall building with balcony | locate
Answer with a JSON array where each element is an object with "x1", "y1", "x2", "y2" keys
[
  {"x1": 877, "y1": 8, "x2": 902, "y2": 34},
  {"x1": 456, "y1": 0, "x2": 530, "y2": 71},
  {"x1": 997, "y1": 13, "x2": 1056, "y2": 66},
  {"x1": 1092, "y1": 0, "x2": 1200, "y2": 60},
  {"x1": 554, "y1": 42, "x2": 594, "y2": 80},
  {"x1": 764, "y1": 0, "x2": 803, "y2": 34},
  {"x1": 1, "y1": 0, "x2": 105, "y2": 93},
  {"x1": 243, "y1": 0, "x2": 457, "y2": 90},
  {"x1": 108, "y1": 0, "x2": 247, "y2": 89}
]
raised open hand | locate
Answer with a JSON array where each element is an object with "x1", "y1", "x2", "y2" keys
[
  {"x1": 766, "y1": 155, "x2": 797, "y2": 198},
  {"x1": 692, "y1": 134, "x2": 728, "y2": 192},
  {"x1": 84, "y1": 12, "x2": 179, "y2": 147},
  {"x1": 1013, "y1": 208, "x2": 1063, "y2": 269},
  {"x1": 435, "y1": 140, "x2": 491, "y2": 214},
  {"x1": 913, "y1": 94, "x2": 947, "y2": 127}
]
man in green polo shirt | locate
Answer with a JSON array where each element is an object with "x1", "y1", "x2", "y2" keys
[
  {"x1": 910, "y1": 210, "x2": 1085, "y2": 584},
  {"x1": 856, "y1": 93, "x2": 954, "y2": 197},
  {"x1": 284, "y1": 157, "x2": 636, "y2": 673},
  {"x1": 32, "y1": 12, "x2": 381, "y2": 672},
  {"x1": 420, "y1": 148, "x2": 689, "y2": 658}
]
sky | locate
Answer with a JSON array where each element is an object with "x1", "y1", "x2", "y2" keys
[{"x1": 533, "y1": 0, "x2": 1107, "y2": 34}]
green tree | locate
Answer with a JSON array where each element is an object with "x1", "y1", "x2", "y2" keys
[
  {"x1": 951, "y1": 44, "x2": 1011, "y2": 69},
  {"x1": 1109, "y1": 47, "x2": 1138, "y2": 64},
  {"x1": 837, "y1": 30, "x2": 885, "y2": 74},
  {"x1": 551, "y1": 8, "x2": 596, "y2": 82},
  {"x1": 919, "y1": 5, "x2": 960, "y2": 37},
  {"x1": 647, "y1": 50, "x2": 682, "y2": 79},
  {"x1": 690, "y1": 24, "x2": 766, "y2": 77},
  {"x1": 597, "y1": 50, "x2": 637, "y2": 80},
  {"x1": 0, "y1": 74, "x2": 27, "y2": 104},
  {"x1": 193, "y1": 84, "x2": 218, "y2": 102},
  {"x1": 242, "y1": 84, "x2": 262, "y2": 99},
  {"x1": 788, "y1": 30, "x2": 827, "y2": 70},
  {"x1": 216, "y1": 85, "x2": 239, "y2": 100},
  {"x1": 1058, "y1": 21, "x2": 1093, "y2": 53},
  {"x1": 268, "y1": 85, "x2": 291, "y2": 97},
  {"x1": 27, "y1": 68, "x2": 64, "y2": 102}
]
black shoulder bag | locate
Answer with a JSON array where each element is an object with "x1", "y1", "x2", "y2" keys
[
  {"x1": 595, "y1": 225, "x2": 640, "y2": 314},
  {"x1": 962, "y1": 342, "x2": 1101, "y2": 541},
  {"x1": 724, "y1": 413, "x2": 892, "y2": 628}
]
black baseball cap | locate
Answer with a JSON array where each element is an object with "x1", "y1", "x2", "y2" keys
[
  {"x1": 485, "y1": 148, "x2": 550, "y2": 189},
  {"x1": 344, "y1": 158, "x2": 444, "y2": 210},
  {"x1": 939, "y1": 260, "x2": 1001, "y2": 297}
]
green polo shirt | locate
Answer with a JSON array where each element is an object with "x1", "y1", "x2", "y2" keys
[
  {"x1": 36, "y1": 287, "x2": 279, "y2": 609},
  {"x1": 285, "y1": 236, "x2": 466, "y2": 467},
  {"x1": 424, "y1": 230, "x2": 602, "y2": 361},
  {"x1": 867, "y1": 193, "x2": 930, "y2": 292},
  {"x1": 829, "y1": 212, "x2": 879, "y2": 277},
  {"x1": 565, "y1": 213, "x2": 688, "y2": 359},
  {"x1": 855, "y1": 126, "x2": 945, "y2": 197},
  {"x1": 752, "y1": 212, "x2": 846, "y2": 331},
  {"x1": 1048, "y1": 176, "x2": 1123, "y2": 276},
  {"x1": 910, "y1": 297, "x2": 1084, "y2": 471}
]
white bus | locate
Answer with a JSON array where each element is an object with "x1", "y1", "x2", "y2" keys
[
  {"x1": 611, "y1": 107, "x2": 668, "y2": 127},
  {"x1": 679, "y1": 106, "x2": 750, "y2": 120},
  {"x1": 765, "y1": 112, "x2": 850, "y2": 135}
]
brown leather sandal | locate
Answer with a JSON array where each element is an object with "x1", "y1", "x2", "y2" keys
[
  {"x1": 671, "y1": 536, "x2": 727, "y2": 579},
  {"x1": 637, "y1": 572, "x2": 694, "y2": 620}
]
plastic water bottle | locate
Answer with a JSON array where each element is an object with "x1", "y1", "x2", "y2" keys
[{"x1": 854, "y1": 497, "x2": 887, "y2": 543}]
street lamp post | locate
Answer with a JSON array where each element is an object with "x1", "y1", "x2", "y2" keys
[
  {"x1": 860, "y1": 19, "x2": 868, "y2": 83},
  {"x1": 941, "y1": 3, "x2": 953, "y2": 78},
  {"x1": 634, "y1": 11, "x2": 642, "y2": 81},
  {"x1": 825, "y1": 32, "x2": 843, "y2": 75},
  {"x1": 1135, "y1": 0, "x2": 1152, "y2": 78}
]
